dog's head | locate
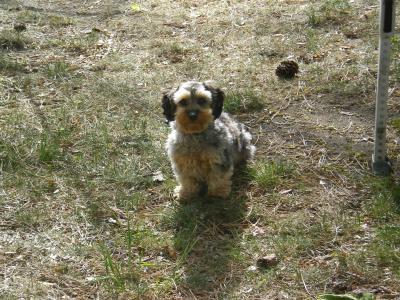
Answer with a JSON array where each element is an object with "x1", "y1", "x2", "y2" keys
[{"x1": 162, "y1": 81, "x2": 224, "y2": 134}]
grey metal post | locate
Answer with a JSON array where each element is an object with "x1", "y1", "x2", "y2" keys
[{"x1": 373, "y1": 0, "x2": 396, "y2": 175}]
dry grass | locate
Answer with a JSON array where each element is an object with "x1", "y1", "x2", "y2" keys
[{"x1": 1, "y1": 0, "x2": 400, "y2": 299}]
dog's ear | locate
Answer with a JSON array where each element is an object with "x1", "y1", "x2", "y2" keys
[
  {"x1": 204, "y1": 82, "x2": 224, "y2": 119},
  {"x1": 211, "y1": 88, "x2": 224, "y2": 119},
  {"x1": 161, "y1": 90, "x2": 176, "y2": 123}
]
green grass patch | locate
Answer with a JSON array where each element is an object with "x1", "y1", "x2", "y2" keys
[
  {"x1": 224, "y1": 90, "x2": 264, "y2": 113},
  {"x1": 366, "y1": 177, "x2": 400, "y2": 222},
  {"x1": 337, "y1": 177, "x2": 400, "y2": 283},
  {"x1": 46, "y1": 15, "x2": 74, "y2": 27},
  {"x1": 38, "y1": 126, "x2": 73, "y2": 165},
  {"x1": 16, "y1": 10, "x2": 42, "y2": 23},
  {"x1": 0, "y1": 54, "x2": 24, "y2": 73},
  {"x1": 250, "y1": 160, "x2": 295, "y2": 190},
  {"x1": 39, "y1": 133, "x2": 62, "y2": 164},
  {"x1": 100, "y1": 244, "x2": 141, "y2": 293},
  {"x1": 368, "y1": 178, "x2": 400, "y2": 278},
  {"x1": 307, "y1": 0, "x2": 352, "y2": 27},
  {"x1": 46, "y1": 60, "x2": 72, "y2": 79},
  {"x1": 157, "y1": 42, "x2": 192, "y2": 63},
  {"x1": 391, "y1": 36, "x2": 400, "y2": 81},
  {"x1": 0, "y1": 30, "x2": 29, "y2": 50},
  {"x1": 0, "y1": 140, "x2": 21, "y2": 170},
  {"x1": 304, "y1": 28, "x2": 320, "y2": 52},
  {"x1": 389, "y1": 118, "x2": 400, "y2": 132},
  {"x1": 62, "y1": 32, "x2": 100, "y2": 53},
  {"x1": 371, "y1": 225, "x2": 400, "y2": 272},
  {"x1": 272, "y1": 212, "x2": 334, "y2": 258},
  {"x1": 14, "y1": 207, "x2": 46, "y2": 228},
  {"x1": 0, "y1": 113, "x2": 42, "y2": 171},
  {"x1": 98, "y1": 220, "x2": 169, "y2": 295}
]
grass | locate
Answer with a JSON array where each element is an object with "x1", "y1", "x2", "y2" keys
[
  {"x1": 62, "y1": 31, "x2": 101, "y2": 53},
  {"x1": 1, "y1": 0, "x2": 400, "y2": 299},
  {"x1": 250, "y1": 160, "x2": 296, "y2": 190},
  {"x1": 372, "y1": 225, "x2": 400, "y2": 272},
  {"x1": 100, "y1": 238, "x2": 141, "y2": 292},
  {"x1": 38, "y1": 131, "x2": 63, "y2": 164},
  {"x1": 0, "y1": 54, "x2": 24, "y2": 74},
  {"x1": 389, "y1": 118, "x2": 400, "y2": 133},
  {"x1": 334, "y1": 178, "x2": 400, "y2": 290},
  {"x1": 0, "y1": 30, "x2": 29, "y2": 50},
  {"x1": 224, "y1": 90, "x2": 264, "y2": 113},
  {"x1": 307, "y1": 0, "x2": 352, "y2": 27},
  {"x1": 16, "y1": 10, "x2": 42, "y2": 23},
  {"x1": 157, "y1": 42, "x2": 193, "y2": 63},
  {"x1": 391, "y1": 36, "x2": 400, "y2": 81},
  {"x1": 16, "y1": 10, "x2": 73, "y2": 27},
  {"x1": 46, "y1": 15, "x2": 74, "y2": 28},
  {"x1": 14, "y1": 207, "x2": 46, "y2": 228},
  {"x1": 45, "y1": 61, "x2": 71, "y2": 79}
]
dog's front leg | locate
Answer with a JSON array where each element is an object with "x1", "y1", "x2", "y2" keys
[
  {"x1": 207, "y1": 149, "x2": 234, "y2": 199},
  {"x1": 207, "y1": 167, "x2": 233, "y2": 199},
  {"x1": 174, "y1": 176, "x2": 202, "y2": 201}
]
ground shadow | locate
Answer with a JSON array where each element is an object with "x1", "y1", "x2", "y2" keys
[{"x1": 172, "y1": 168, "x2": 250, "y2": 298}]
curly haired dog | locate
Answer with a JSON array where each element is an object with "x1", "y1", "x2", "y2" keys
[{"x1": 162, "y1": 81, "x2": 255, "y2": 200}]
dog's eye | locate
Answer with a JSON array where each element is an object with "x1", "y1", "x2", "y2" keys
[
  {"x1": 197, "y1": 98, "x2": 207, "y2": 106},
  {"x1": 179, "y1": 99, "x2": 188, "y2": 106}
]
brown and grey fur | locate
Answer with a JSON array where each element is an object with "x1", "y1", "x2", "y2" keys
[{"x1": 162, "y1": 81, "x2": 255, "y2": 200}]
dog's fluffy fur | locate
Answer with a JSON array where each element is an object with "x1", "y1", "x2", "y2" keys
[{"x1": 162, "y1": 81, "x2": 255, "y2": 200}]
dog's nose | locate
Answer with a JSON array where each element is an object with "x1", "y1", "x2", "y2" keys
[{"x1": 187, "y1": 110, "x2": 199, "y2": 120}]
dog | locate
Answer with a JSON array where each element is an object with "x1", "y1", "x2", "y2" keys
[{"x1": 162, "y1": 81, "x2": 255, "y2": 200}]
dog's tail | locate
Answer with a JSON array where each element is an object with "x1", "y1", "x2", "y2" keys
[{"x1": 238, "y1": 123, "x2": 256, "y2": 164}]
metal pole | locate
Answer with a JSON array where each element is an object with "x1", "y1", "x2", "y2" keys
[{"x1": 373, "y1": 0, "x2": 395, "y2": 176}]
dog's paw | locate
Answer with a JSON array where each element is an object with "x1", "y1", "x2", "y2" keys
[
  {"x1": 208, "y1": 188, "x2": 231, "y2": 199},
  {"x1": 173, "y1": 186, "x2": 191, "y2": 202},
  {"x1": 173, "y1": 186, "x2": 181, "y2": 199}
]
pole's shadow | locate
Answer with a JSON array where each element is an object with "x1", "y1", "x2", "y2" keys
[{"x1": 172, "y1": 167, "x2": 250, "y2": 297}]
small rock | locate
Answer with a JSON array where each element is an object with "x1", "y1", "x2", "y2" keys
[
  {"x1": 107, "y1": 217, "x2": 117, "y2": 224},
  {"x1": 256, "y1": 254, "x2": 279, "y2": 269},
  {"x1": 247, "y1": 265, "x2": 257, "y2": 272}
]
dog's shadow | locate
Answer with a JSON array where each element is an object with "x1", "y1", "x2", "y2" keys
[{"x1": 172, "y1": 167, "x2": 250, "y2": 297}]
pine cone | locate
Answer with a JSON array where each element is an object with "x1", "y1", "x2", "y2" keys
[
  {"x1": 275, "y1": 60, "x2": 299, "y2": 79},
  {"x1": 14, "y1": 23, "x2": 27, "y2": 32}
]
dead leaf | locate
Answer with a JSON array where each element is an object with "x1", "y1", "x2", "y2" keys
[
  {"x1": 279, "y1": 189, "x2": 293, "y2": 195},
  {"x1": 340, "y1": 111, "x2": 354, "y2": 116},
  {"x1": 162, "y1": 245, "x2": 177, "y2": 260},
  {"x1": 152, "y1": 171, "x2": 164, "y2": 182}
]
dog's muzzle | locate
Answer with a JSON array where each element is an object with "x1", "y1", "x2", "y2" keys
[{"x1": 187, "y1": 110, "x2": 199, "y2": 121}]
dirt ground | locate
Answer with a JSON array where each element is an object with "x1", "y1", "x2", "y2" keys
[{"x1": 1, "y1": 0, "x2": 400, "y2": 299}]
